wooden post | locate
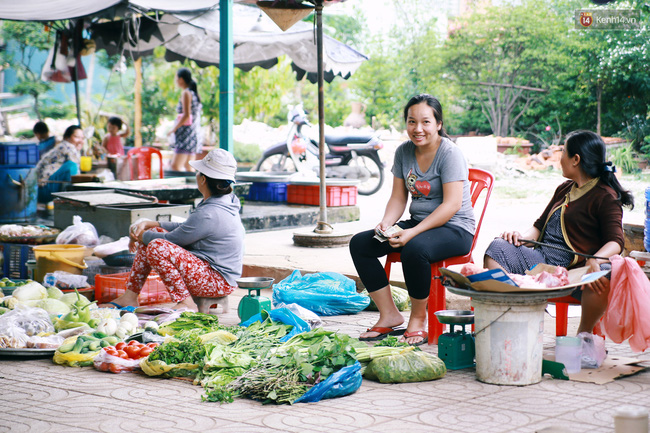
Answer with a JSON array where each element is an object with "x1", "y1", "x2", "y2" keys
[{"x1": 134, "y1": 57, "x2": 143, "y2": 148}]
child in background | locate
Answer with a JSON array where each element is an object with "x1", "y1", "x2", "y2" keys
[
  {"x1": 33, "y1": 121, "x2": 56, "y2": 156},
  {"x1": 102, "y1": 116, "x2": 130, "y2": 155}
]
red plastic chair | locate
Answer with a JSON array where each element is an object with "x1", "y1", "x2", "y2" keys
[
  {"x1": 548, "y1": 295, "x2": 603, "y2": 337},
  {"x1": 126, "y1": 147, "x2": 164, "y2": 180},
  {"x1": 383, "y1": 168, "x2": 495, "y2": 345}
]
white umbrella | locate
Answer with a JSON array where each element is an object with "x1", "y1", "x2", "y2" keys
[{"x1": 91, "y1": 3, "x2": 368, "y2": 82}]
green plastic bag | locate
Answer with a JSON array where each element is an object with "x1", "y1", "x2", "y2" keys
[
  {"x1": 363, "y1": 286, "x2": 411, "y2": 312},
  {"x1": 364, "y1": 350, "x2": 446, "y2": 383}
]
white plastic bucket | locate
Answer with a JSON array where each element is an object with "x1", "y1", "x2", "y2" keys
[{"x1": 472, "y1": 299, "x2": 546, "y2": 385}]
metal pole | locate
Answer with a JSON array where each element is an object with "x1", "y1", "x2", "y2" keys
[
  {"x1": 73, "y1": 20, "x2": 82, "y2": 127},
  {"x1": 219, "y1": 0, "x2": 234, "y2": 153},
  {"x1": 315, "y1": 1, "x2": 330, "y2": 233}
]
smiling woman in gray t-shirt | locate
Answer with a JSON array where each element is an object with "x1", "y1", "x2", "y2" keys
[{"x1": 349, "y1": 94, "x2": 475, "y2": 346}]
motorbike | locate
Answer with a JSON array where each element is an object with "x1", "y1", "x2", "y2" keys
[{"x1": 255, "y1": 105, "x2": 385, "y2": 195}]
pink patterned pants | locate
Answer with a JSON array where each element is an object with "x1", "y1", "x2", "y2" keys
[{"x1": 126, "y1": 227, "x2": 235, "y2": 302}]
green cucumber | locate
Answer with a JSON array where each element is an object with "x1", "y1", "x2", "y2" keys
[
  {"x1": 100, "y1": 340, "x2": 110, "y2": 348},
  {"x1": 92, "y1": 331, "x2": 108, "y2": 339},
  {"x1": 103, "y1": 336, "x2": 119, "y2": 346},
  {"x1": 88, "y1": 341, "x2": 101, "y2": 351},
  {"x1": 58, "y1": 343, "x2": 75, "y2": 353}
]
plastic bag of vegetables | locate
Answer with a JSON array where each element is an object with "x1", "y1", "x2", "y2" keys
[
  {"x1": 363, "y1": 350, "x2": 447, "y2": 383},
  {"x1": 53, "y1": 335, "x2": 101, "y2": 367},
  {"x1": 0, "y1": 305, "x2": 54, "y2": 337},
  {"x1": 363, "y1": 286, "x2": 410, "y2": 312}
]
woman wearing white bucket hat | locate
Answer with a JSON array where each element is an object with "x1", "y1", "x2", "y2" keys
[{"x1": 103, "y1": 149, "x2": 244, "y2": 313}]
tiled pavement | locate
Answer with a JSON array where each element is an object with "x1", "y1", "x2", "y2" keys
[{"x1": 1, "y1": 285, "x2": 649, "y2": 433}]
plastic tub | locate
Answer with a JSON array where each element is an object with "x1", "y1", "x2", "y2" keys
[
  {"x1": 32, "y1": 244, "x2": 87, "y2": 283},
  {"x1": 0, "y1": 165, "x2": 38, "y2": 222},
  {"x1": 472, "y1": 298, "x2": 546, "y2": 385},
  {"x1": 555, "y1": 336, "x2": 582, "y2": 374}
]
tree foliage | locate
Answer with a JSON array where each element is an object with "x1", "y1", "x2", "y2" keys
[{"x1": 0, "y1": 21, "x2": 54, "y2": 118}]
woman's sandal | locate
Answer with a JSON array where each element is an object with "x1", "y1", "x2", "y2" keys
[
  {"x1": 359, "y1": 326, "x2": 406, "y2": 341},
  {"x1": 401, "y1": 330, "x2": 428, "y2": 346}
]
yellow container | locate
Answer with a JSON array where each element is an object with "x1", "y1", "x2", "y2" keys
[
  {"x1": 32, "y1": 244, "x2": 88, "y2": 283},
  {"x1": 80, "y1": 156, "x2": 92, "y2": 172}
]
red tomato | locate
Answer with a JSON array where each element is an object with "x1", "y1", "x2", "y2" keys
[
  {"x1": 109, "y1": 364, "x2": 123, "y2": 374},
  {"x1": 117, "y1": 350, "x2": 128, "y2": 359},
  {"x1": 139, "y1": 347, "x2": 153, "y2": 357},
  {"x1": 128, "y1": 340, "x2": 141, "y2": 346},
  {"x1": 100, "y1": 362, "x2": 109, "y2": 371},
  {"x1": 105, "y1": 348, "x2": 119, "y2": 357},
  {"x1": 115, "y1": 342, "x2": 127, "y2": 351},
  {"x1": 146, "y1": 342, "x2": 159, "y2": 349},
  {"x1": 124, "y1": 345, "x2": 141, "y2": 359}
]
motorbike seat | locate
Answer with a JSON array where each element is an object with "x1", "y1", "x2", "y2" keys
[{"x1": 325, "y1": 132, "x2": 374, "y2": 146}]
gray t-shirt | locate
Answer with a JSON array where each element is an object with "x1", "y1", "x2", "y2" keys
[
  {"x1": 391, "y1": 137, "x2": 475, "y2": 235},
  {"x1": 142, "y1": 194, "x2": 245, "y2": 286}
]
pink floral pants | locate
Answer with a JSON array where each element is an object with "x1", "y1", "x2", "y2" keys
[{"x1": 126, "y1": 227, "x2": 235, "y2": 302}]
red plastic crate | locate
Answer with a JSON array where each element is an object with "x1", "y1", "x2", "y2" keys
[
  {"x1": 94, "y1": 272, "x2": 172, "y2": 305},
  {"x1": 287, "y1": 184, "x2": 358, "y2": 206}
]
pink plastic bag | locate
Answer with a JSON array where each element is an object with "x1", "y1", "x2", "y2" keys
[{"x1": 602, "y1": 255, "x2": 650, "y2": 352}]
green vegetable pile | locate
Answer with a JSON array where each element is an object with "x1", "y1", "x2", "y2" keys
[
  {"x1": 158, "y1": 312, "x2": 220, "y2": 335},
  {"x1": 148, "y1": 331, "x2": 206, "y2": 365},
  {"x1": 219, "y1": 329, "x2": 364, "y2": 404}
]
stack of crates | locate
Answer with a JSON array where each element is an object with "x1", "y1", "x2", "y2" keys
[{"x1": 0, "y1": 142, "x2": 39, "y2": 222}]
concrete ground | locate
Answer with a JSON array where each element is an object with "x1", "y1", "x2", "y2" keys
[{"x1": 2, "y1": 164, "x2": 650, "y2": 433}]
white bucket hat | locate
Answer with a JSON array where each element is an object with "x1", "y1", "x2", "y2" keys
[{"x1": 189, "y1": 148, "x2": 237, "y2": 181}]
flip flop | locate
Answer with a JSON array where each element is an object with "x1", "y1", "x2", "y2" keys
[
  {"x1": 402, "y1": 330, "x2": 428, "y2": 346},
  {"x1": 104, "y1": 302, "x2": 137, "y2": 312},
  {"x1": 359, "y1": 326, "x2": 405, "y2": 341}
]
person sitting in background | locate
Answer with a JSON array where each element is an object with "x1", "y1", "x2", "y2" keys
[
  {"x1": 483, "y1": 130, "x2": 634, "y2": 367},
  {"x1": 35, "y1": 125, "x2": 84, "y2": 203},
  {"x1": 33, "y1": 121, "x2": 56, "y2": 156},
  {"x1": 102, "y1": 116, "x2": 130, "y2": 156},
  {"x1": 103, "y1": 148, "x2": 245, "y2": 313}
]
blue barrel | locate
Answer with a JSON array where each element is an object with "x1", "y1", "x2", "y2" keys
[
  {"x1": 0, "y1": 165, "x2": 37, "y2": 222},
  {"x1": 645, "y1": 187, "x2": 650, "y2": 252}
]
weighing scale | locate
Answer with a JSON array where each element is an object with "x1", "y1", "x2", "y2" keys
[
  {"x1": 236, "y1": 277, "x2": 273, "y2": 324},
  {"x1": 435, "y1": 310, "x2": 475, "y2": 370}
]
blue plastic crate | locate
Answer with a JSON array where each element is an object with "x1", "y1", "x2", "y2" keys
[
  {"x1": 247, "y1": 182, "x2": 288, "y2": 202},
  {"x1": 1, "y1": 243, "x2": 35, "y2": 280},
  {"x1": 0, "y1": 143, "x2": 39, "y2": 165}
]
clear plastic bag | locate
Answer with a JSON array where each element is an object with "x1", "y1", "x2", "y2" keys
[
  {"x1": 364, "y1": 350, "x2": 447, "y2": 383},
  {"x1": 603, "y1": 255, "x2": 650, "y2": 352},
  {"x1": 273, "y1": 302, "x2": 323, "y2": 329},
  {"x1": 56, "y1": 215, "x2": 99, "y2": 247},
  {"x1": 0, "y1": 305, "x2": 55, "y2": 337},
  {"x1": 272, "y1": 270, "x2": 370, "y2": 316},
  {"x1": 363, "y1": 285, "x2": 411, "y2": 312},
  {"x1": 94, "y1": 349, "x2": 142, "y2": 374},
  {"x1": 294, "y1": 362, "x2": 362, "y2": 403},
  {"x1": 26, "y1": 334, "x2": 64, "y2": 349},
  {"x1": 43, "y1": 271, "x2": 89, "y2": 290},
  {"x1": 93, "y1": 237, "x2": 130, "y2": 258}
]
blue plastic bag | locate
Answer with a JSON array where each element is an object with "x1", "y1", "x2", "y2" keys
[
  {"x1": 272, "y1": 270, "x2": 370, "y2": 316},
  {"x1": 240, "y1": 307, "x2": 311, "y2": 342},
  {"x1": 294, "y1": 362, "x2": 362, "y2": 403}
]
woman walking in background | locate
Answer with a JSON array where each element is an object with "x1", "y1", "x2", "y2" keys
[{"x1": 168, "y1": 67, "x2": 203, "y2": 171}]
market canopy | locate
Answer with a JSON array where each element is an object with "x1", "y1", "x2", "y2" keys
[
  {"x1": 0, "y1": 0, "x2": 220, "y2": 20},
  {"x1": 90, "y1": 3, "x2": 368, "y2": 83}
]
